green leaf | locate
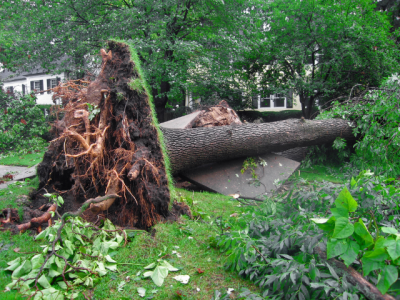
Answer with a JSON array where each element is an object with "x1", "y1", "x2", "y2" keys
[
  {"x1": 340, "y1": 241, "x2": 360, "y2": 267},
  {"x1": 144, "y1": 262, "x2": 156, "y2": 270},
  {"x1": 350, "y1": 177, "x2": 357, "y2": 188},
  {"x1": 118, "y1": 280, "x2": 126, "y2": 292},
  {"x1": 330, "y1": 208, "x2": 349, "y2": 219},
  {"x1": 64, "y1": 240, "x2": 75, "y2": 255},
  {"x1": 381, "y1": 227, "x2": 398, "y2": 235},
  {"x1": 327, "y1": 239, "x2": 348, "y2": 259},
  {"x1": 49, "y1": 264, "x2": 62, "y2": 278},
  {"x1": 58, "y1": 281, "x2": 68, "y2": 290},
  {"x1": 354, "y1": 219, "x2": 374, "y2": 248},
  {"x1": 12, "y1": 260, "x2": 31, "y2": 278},
  {"x1": 96, "y1": 262, "x2": 108, "y2": 276},
  {"x1": 137, "y1": 287, "x2": 146, "y2": 298},
  {"x1": 31, "y1": 254, "x2": 44, "y2": 270},
  {"x1": 311, "y1": 216, "x2": 336, "y2": 232},
  {"x1": 38, "y1": 274, "x2": 52, "y2": 289},
  {"x1": 159, "y1": 260, "x2": 179, "y2": 271},
  {"x1": 143, "y1": 271, "x2": 153, "y2": 278},
  {"x1": 332, "y1": 217, "x2": 354, "y2": 239},
  {"x1": 84, "y1": 277, "x2": 93, "y2": 287},
  {"x1": 99, "y1": 241, "x2": 119, "y2": 255},
  {"x1": 104, "y1": 255, "x2": 116, "y2": 263},
  {"x1": 335, "y1": 187, "x2": 357, "y2": 212},
  {"x1": 5, "y1": 257, "x2": 21, "y2": 271},
  {"x1": 375, "y1": 237, "x2": 395, "y2": 250},
  {"x1": 35, "y1": 229, "x2": 48, "y2": 240},
  {"x1": 362, "y1": 248, "x2": 388, "y2": 276},
  {"x1": 387, "y1": 240, "x2": 400, "y2": 260},
  {"x1": 151, "y1": 266, "x2": 169, "y2": 286},
  {"x1": 377, "y1": 265, "x2": 398, "y2": 295},
  {"x1": 105, "y1": 264, "x2": 117, "y2": 272}
]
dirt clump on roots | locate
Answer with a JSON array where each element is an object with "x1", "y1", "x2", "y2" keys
[{"x1": 35, "y1": 41, "x2": 171, "y2": 229}]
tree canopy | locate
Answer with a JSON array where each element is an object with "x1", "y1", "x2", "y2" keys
[
  {"x1": 0, "y1": 0, "x2": 245, "y2": 120},
  {"x1": 1, "y1": 0, "x2": 399, "y2": 119},
  {"x1": 235, "y1": 0, "x2": 400, "y2": 118}
]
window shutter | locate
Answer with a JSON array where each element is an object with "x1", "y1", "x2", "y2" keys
[
  {"x1": 252, "y1": 95, "x2": 259, "y2": 109},
  {"x1": 22, "y1": 84, "x2": 26, "y2": 95},
  {"x1": 10, "y1": 87, "x2": 14, "y2": 95},
  {"x1": 47, "y1": 79, "x2": 51, "y2": 94},
  {"x1": 40, "y1": 80, "x2": 44, "y2": 94},
  {"x1": 286, "y1": 89, "x2": 293, "y2": 108},
  {"x1": 30, "y1": 81, "x2": 34, "y2": 92},
  {"x1": 56, "y1": 77, "x2": 61, "y2": 84}
]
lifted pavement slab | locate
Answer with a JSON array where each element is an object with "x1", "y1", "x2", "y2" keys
[
  {"x1": 181, "y1": 153, "x2": 300, "y2": 200},
  {"x1": 0, "y1": 164, "x2": 38, "y2": 189},
  {"x1": 159, "y1": 111, "x2": 201, "y2": 129}
]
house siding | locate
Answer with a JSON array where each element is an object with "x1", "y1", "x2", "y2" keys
[{"x1": 1, "y1": 72, "x2": 66, "y2": 105}]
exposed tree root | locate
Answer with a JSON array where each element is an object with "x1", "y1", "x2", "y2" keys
[
  {"x1": 37, "y1": 41, "x2": 171, "y2": 229},
  {"x1": 16, "y1": 204, "x2": 57, "y2": 232}
]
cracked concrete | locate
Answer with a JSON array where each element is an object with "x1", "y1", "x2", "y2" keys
[{"x1": 0, "y1": 164, "x2": 38, "y2": 189}]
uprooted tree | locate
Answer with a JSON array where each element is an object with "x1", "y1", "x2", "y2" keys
[
  {"x1": 36, "y1": 40, "x2": 356, "y2": 230},
  {"x1": 37, "y1": 41, "x2": 172, "y2": 229}
]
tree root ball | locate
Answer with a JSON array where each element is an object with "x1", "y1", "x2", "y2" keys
[{"x1": 36, "y1": 41, "x2": 171, "y2": 229}]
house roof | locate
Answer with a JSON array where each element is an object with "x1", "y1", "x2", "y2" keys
[{"x1": 0, "y1": 56, "x2": 69, "y2": 83}]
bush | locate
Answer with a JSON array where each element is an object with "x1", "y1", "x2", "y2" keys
[
  {"x1": 0, "y1": 91, "x2": 49, "y2": 153},
  {"x1": 317, "y1": 74, "x2": 400, "y2": 176},
  {"x1": 214, "y1": 171, "x2": 400, "y2": 299}
]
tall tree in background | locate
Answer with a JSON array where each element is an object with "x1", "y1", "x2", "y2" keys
[
  {"x1": 0, "y1": 0, "x2": 244, "y2": 121},
  {"x1": 236, "y1": 0, "x2": 400, "y2": 118}
]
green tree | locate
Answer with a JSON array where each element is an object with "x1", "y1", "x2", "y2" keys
[
  {"x1": 237, "y1": 0, "x2": 400, "y2": 118},
  {"x1": 0, "y1": 0, "x2": 246, "y2": 121}
]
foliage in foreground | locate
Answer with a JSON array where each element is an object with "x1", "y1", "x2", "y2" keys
[
  {"x1": 5, "y1": 218, "x2": 125, "y2": 299},
  {"x1": 215, "y1": 171, "x2": 400, "y2": 299},
  {"x1": 1, "y1": 183, "x2": 260, "y2": 299},
  {"x1": 0, "y1": 91, "x2": 49, "y2": 153},
  {"x1": 318, "y1": 74, "x2": 400, "y2": 176}
]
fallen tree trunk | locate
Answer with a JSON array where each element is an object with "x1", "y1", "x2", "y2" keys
[
  {"x1": 163, "y1": 118, "x2": 355, "y2": 173},
  {"x1": 35, "y1": 40, "x2": 356, "y2": 229}
]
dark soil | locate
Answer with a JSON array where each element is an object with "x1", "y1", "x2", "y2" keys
[{"x1": 35, "y1": 41, "x2": 171, "y2": 229}]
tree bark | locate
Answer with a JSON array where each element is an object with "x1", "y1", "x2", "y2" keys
[{"x1": 162, "y1": 118, "x2": 355, "y2": 173}]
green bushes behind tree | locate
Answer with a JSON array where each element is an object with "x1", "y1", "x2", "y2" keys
[
  {"x1": 0, "y1": 89, "x2": 49, "y2": 153},
  {"x1": 316, "y1": 74, "x2": 400, "y2": 177}
]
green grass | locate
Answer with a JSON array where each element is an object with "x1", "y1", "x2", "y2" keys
[
  {"x1": 0, "y1": 151, "x2": 45, "y2": 167},
  {"x1": 0, "y1": 177, "x2": 39, "y2": 220},
  {"x1": 289, "y1": 164, "x2": 346, "y2": 184},
  {"x1": 0, "y1": 162, "x2": 348, "y2": 299},
  {"x1": 0, "y1": 185, "x2": 260, "y2": 299}
]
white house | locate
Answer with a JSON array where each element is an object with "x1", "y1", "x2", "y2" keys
[
  {"x1": 0, "y1": 67, "x2": 66, "y2": 105},
  {"x1": 185, "y1": 90, "x2": 302, "y2": 111}
]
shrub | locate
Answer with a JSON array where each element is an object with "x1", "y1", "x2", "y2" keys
[
  {"x1": 0, "y1": 91, "x2": 49, "y2": 153},
  {"x1": 318, "y1": 74, "x2": 400, "y2": 176}
]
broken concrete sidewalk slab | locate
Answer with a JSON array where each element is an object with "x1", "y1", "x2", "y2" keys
[
  {"x1": 159, "y1": 111, "x2": 201, "y2": 129},
  {"x1": 181, "y1": 153, "x2": 300, "y2": 200},
  {"x1": 0, "y1": 164, "x2": 38, "y2": 189}
]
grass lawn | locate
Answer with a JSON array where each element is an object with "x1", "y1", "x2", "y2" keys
[
  {"x1": 0, "y1": 181, "x2": 260, "y2": 299},
  {"x1": 0, "y1": 159, "x2": 349, "y2": 299},
  {"x1": 290, "y1": 164, "x2": 346, "y2": 184},
  {"x1": 0, "y1": 151, "x2": 46, "y2": 167}
]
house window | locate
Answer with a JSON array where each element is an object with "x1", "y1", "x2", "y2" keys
[
  {"x1": 30, "y1": 80, "x2": 44, "y2": 94},
  {"x1": 6, "y1": 86, "x2": 14, "y2": 95},
  {"x1": 258, "y1": 93, "x2": 286, "y2": 108},
  {"x1": 47, "y1": 78, "x2": 60, "y2": 94}
]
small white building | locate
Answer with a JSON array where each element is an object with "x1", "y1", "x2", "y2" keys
[
  {"x1": 185, "y1": 90, "x2": 302, "y2": 111},
  {"x1": 0, "y1": 67, "x2": 66, "y2": 105}
]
